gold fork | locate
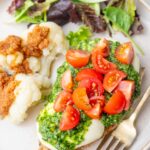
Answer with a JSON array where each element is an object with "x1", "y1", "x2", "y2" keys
[{"x1": 97, "y1": 86, "x2": 150, "y2": 150}]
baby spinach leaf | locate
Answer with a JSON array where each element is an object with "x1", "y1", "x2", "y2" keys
[{"x1": 104, "y1": 6, "x2": 132, "y2": 34}]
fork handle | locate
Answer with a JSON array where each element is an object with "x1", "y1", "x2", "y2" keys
[{"x1": 129, "y1": 87, "x2": 150, "y2": 123}]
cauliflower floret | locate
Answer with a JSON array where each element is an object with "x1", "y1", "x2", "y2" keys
[
  {"x1": 27, "y1": 57, "x2": 41, "y2": 73},
  {"x1": 7, "y1": 52, "x2": 24, "y2": 67},
  {"x1": 25, "y1": 22, "x2": 68, "y2": 55},
  {"x1": 8, "y1": 73, "x2": 51, "y2": 124}
]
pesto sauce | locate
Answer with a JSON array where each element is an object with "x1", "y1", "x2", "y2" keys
[
  {"x1": 38, "y1": 62, "x2": 92, "y2": 150},
  {"x1": 38, "y1": 38, "x2": 141, "y2": 149},
  {"x1": 101, "y1": 41, "x2": 141, "y2": 128},
  {"x1": 38, "y1": 106, "x2": 91, "y2": 150}
]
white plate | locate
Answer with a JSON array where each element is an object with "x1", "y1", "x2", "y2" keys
[{"x1": 0, "y1": 1, "x2": 150, "y2": 150}]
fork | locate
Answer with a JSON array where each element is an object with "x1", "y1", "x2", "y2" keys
[{"x1": 97, "y1": 86, "x2": 150, "y2": 150}]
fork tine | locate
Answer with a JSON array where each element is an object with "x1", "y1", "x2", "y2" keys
[
  {"x1": 102, "y1": 135, "x2": 114, "y2": 150},
  {"x1": 119, "y1": 143, "x2": 126, "y2": 150},
  {"x1": 97, "y1": 135, "x2": 114, "y2": 150},
  {"x1": 110, "y1": 138, "x2": 120, "y2": 150}
]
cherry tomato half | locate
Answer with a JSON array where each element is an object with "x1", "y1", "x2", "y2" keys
[
  {"x1": 60, "y1": 105, "x2": 80, "y2": 131},
  {"x1": 115, "y1": 42, "x2": 134, "y2": 64},
  {"x1": 103, "y1": 70, "x2": 127, "y2": 93},
  {"x1": 54, "y1": 91, "x2": 73, "y2": 112},
  {"x1": 90, "y1": 96, "x2": 105, "y2": 108},
  {"x1": 61, "y1": 70, "x2": 73, "y2": 92},
  {"x1": 75, "y1": 69, "x2": 103, "y2": 82},
  {"x1": 84, "y1": 102, "x2": 102, "y2": 119},
  {"x1": 66, "y1": 50, "x2": 90, "y2": 68},
  {"x1": 104, "y1": 90, "x2": 126, "y2": 115},
  {"x1": 92, "y1": 52, "x2": 117, "y2": 74},
  {"x1": 92, "y1": 38, "x2": 110, "y2": 57},
  {"x1": 117, "y1": 80, "x2": 135, "y2": 110},
  {"x1": 78, "y1": 78, "x2": 104, "y2": 98},
  {"x1": 72, "y1": 87, "x2": 91, "y2": 111}
]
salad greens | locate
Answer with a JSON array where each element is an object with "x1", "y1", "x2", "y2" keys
[{"x1": 8, "y1": 0, "x2": 144, "y2": 54}]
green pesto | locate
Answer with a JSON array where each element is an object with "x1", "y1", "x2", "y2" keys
[
  {"x1": 108, "y1": 41, "x2": 141, "y2": 100},
  {"x1": 38, "y1": 103, "x2": 91, "y2": 150},
  {"x1": 38, "y1": 27, "x2": 141, "y2": 149},
  {"x1": 38, "y1": 62, "x2": 92, "y2": 150},
  {"x1": 101, "y1": 41, "x2": 141, "y2": 127}
]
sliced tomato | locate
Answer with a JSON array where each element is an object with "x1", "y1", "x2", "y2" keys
[
  {"x1": 92, "y1": 38, "x2": 110, "y2": 57},
  {"x1": 78, "y1": 78, "x2": 104, "y2": 98},
  {"x1": 72, "y1": 87, "x2": 91, "y2": 111},
  {"x1": 104, "y1": 90, "x2": 126, "y2": 114},
  {"x1": 75, "y1": 69, "x2": 103, "y2": 82},
  {"x1": 84, "y1": 102, "x2": 102, "y2": 119},
  {"x1": 92, "y1": 52, "x2": 117, "y2": 74},
  {"x1": 115, "y1": 42, "x2": 134, "y2": 64},
  {"x1": 54, "y1": 91, "x2": 73, "y2": 112},
  {"x1": 60, "y1": 105, "x2": 80, "y2": 131},
  {"x1": 103, "y1": 70, "x2": 127, "y2": 93},
  {"x1": 117, "y1": 80, "x2": 135, "y2": 110},
  {"x1": 90, "y1": 96, "x2": 105, "y2": 108},
  {"x1": 61, "y1": 70, "x2": 73, "y2": 92},
  {"x1": 66, "y1": 50, "x2": 90, "y2": 68}
]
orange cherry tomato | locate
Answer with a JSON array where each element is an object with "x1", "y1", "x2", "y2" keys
[{"x1": 72, "y1": 87, "x2": 91, "y2": 111}]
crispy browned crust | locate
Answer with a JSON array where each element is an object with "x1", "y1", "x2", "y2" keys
[{"x1": 38, "y1": 68, "x2": 145, "y2": 150}]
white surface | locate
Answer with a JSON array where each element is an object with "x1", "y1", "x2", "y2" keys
[{"x1": 0, "y1": 1, "x2": 150, "y2": 150}]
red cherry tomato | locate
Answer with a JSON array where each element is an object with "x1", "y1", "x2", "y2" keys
[
  {"x1": 66, "y1": 50, "x2": 90, "y2": 68},
  {"x1": 92, "y1": 52, "x2": 117, "y2": 74},
  {"x1": 54, "y1": 91, "x2": 73, "y2": 112},
  {"x1": 92, "y1": 38, "x2": 110, "y2": 57},
  {"x1": 117, "y1": 80, "x2": 135, "y2": 110},
  {"x1": 90, "y1": 96, "x2": 105, "y2": 108},
  {"x1": 115, "y1": 42, "x2": 134, "y2": 64},
  {"x1": 84, "y1": 102, "x2": 102, "y2": 119},
  {"x1": 72, "y1": 87, "x2": 91, "y2": 111},
  {"x1": 104, "y1": 90, "x2": 126, "y2": 115},
  {"x1": 61, "y1": 70, "x2": 73, "y2": 92},
  {"x1": 78, "y1": 78, "x2": 104, "y2": 98},
  {"x1": 103, "y1": 70, "x2": 127, "y2": 93},
  {"x1": 75, "y1": 69, "x2": 103, "y2": 82},
  {"x1": 60, "y1": 105, "x2": 80, "y2": 131}
]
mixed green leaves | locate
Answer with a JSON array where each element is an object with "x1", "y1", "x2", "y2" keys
[
  {"x1": 11, "y1": 0, "x2": 58, "y2": 23},
  {"x1": 104, "y1": 6, "x2": 133, "y2": 34}
]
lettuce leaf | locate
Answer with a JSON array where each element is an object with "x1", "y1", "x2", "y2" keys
[
  {"x1": 66, "y1": 26, "x2": 91, "y2": 48},
  {"x1": 104, "y1": 6, "x2": 132, "y2": 34},
  {"x1": 14, "y1": 0, "x2": 58, "y2": 23}
]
